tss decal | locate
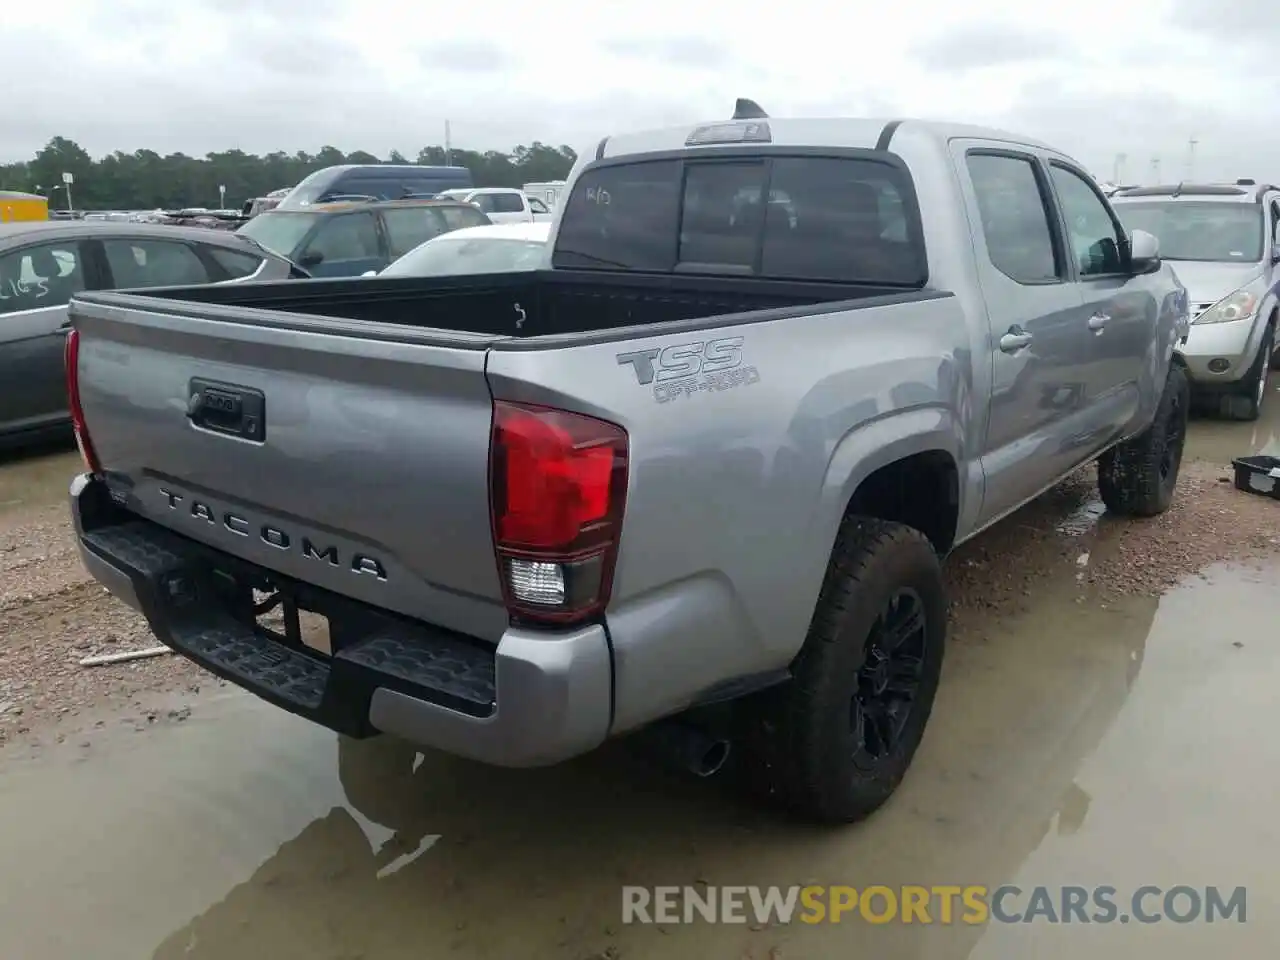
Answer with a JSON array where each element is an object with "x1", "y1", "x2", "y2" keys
[{"x1": 617, "y1": 336, "x2": 761, "y2": 404}]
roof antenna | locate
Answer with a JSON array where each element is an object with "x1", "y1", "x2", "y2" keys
[{"x1": 733, "y1": 98, "x2": 768, "y2": 120}]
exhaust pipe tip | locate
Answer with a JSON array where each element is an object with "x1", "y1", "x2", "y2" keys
[
  {"x1": 691, "y1": 738, "x2": 731, "y2": 778},
  {"x1": 633, "y1": 720, "x2": 732, "y2": 779}
]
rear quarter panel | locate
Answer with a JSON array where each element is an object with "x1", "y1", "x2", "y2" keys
[{"x1": 486, "y1": 293, "x2": 978, "y2": 732}]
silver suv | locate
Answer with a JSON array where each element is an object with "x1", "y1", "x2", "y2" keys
[{"x1": 1111, "y1": 180, "x2": 1279, "y2": 420}]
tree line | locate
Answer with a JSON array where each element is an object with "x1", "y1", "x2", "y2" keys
[{"x1": 0, "y1": 137, "x2": 578, "y2": 211}]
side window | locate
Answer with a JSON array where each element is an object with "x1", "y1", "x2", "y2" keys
[
  {"x1": 304, "y1": 213, "x2": 380, "y2": 262},
  {"x1": 0, "y1": 241, "x2": 86, "y2": 315},
  {"x1": 470, "y1": 194, "x2": 496, "y2": 213},
  {"x1": 1048, "y1": 164, "x2": 1125, "y2": 276},
  {"x1": 102, "y1": 239, "x2": 211, "y2": 289},
  {"x1": 489, "y1": 192, "x2": 527, "y2": 214},
  {"x1": 382, "y1": 208, "x2": 447, "y2": 258},
  {"x1": 528, "y1": 197, "x2": 550, "y2": 214},
  {"x1": 439, "y1": 205, "x2": 490, "y2": 230},
  {"x1": 1269, "y1": 200, "x2": 1280, "y2": 246},
  {"x1": 966, "y1": 153, "x2": 1061, "y2": 285},
  {"x1": 204, "y1": 246, "x2": 263, "y2": 280}
]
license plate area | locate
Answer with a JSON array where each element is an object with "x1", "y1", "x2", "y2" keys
[{"x1": 254, "y1": 589, "x2": 332, "y2": 656}]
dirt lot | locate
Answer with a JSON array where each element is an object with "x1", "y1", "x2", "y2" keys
[
  {"x1": 3, "y1": 404, "x2": 1279, "y2": 749},
  {"x1": 2, "y1": 403, "x2": 1280, "y2": 960}
]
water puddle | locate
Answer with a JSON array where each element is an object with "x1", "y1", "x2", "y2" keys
[{"x1": 1, "y1": 561, "x2": 1278, "y2": 959}]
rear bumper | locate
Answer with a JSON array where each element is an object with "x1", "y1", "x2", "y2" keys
[{"x1": 70, "y1": 474, "x2": 612, "y2": 767}]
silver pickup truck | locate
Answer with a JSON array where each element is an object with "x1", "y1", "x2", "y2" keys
[{"x1": 65, "y1": 104, "x2": 1191, "y2": 823}]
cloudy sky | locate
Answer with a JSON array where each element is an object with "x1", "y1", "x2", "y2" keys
[{"x1": 7, "y1": 0, "x2": 1276, "y2": 183}]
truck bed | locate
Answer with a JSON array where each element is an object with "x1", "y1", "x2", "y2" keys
[{"x1": 76, "y1": 269, "x2": 923, "y2": 342}]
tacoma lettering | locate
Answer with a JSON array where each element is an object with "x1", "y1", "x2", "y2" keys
[{"x1": 157, "y1": 488, "x2": 386, "y2": 581}]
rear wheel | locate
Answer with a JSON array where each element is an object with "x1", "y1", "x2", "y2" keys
[
  {"x1": 741, "y1": 517, "x2": 947, "y2": 823},
  {"x1": 1219, "y1": 326, "x2": 1273, "y2": 421},
  {"x1": 1098, "y1": 364, "x2": 1189, "y2": 517}
]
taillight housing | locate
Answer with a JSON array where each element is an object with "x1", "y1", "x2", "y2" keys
[
  {"x1": 489, "y1": 401, "x2": 628, "y2": 626},
  {"x1": 63, "y1": 327, "x2": 102, "y2": 475}
]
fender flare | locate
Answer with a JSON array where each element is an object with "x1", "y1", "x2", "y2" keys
[{"x1": 806, "y1": 404, "x2": 967, "y2": 561}]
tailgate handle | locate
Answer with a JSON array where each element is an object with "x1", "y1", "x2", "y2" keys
[{"x1": 186, "y1": 379, "x2": 266, "y2": 443}]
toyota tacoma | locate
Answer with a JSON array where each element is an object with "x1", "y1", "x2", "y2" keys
[{"x1": 64, "y1": 103, "x2": 1190, "y2": 822}]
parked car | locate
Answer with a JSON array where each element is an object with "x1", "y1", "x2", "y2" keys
[
  {"x1": 1110, "y1": 180, "x2": 1280, "y2": 420},
  {"x1": 435, "y1": 187, "x2": 554, "y2": 224},
  {"x1": 378, "y1": 221, "x2": 550, "y2": 277},
  {"x1": 0, "y1": 221, "x2": 306, "y2": 447},
  {"x1": 64, "y1": 103, "x2": 1189, "y2": 823},
  {"x1": 237, "y1": 199, "x2": 491, "y2": 278},
  {"x1": 276, "y1": 165, "x2": 473, "y2": 210}
]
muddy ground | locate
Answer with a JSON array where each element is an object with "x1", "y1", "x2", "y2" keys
[{"x1": 1, "y1": 395, "x2": 1279, "y2": 959}]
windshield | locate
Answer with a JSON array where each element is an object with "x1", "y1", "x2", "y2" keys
[
  {"x1": 237, "y1": 212, "x2": 321, "y2": 257},
  {"x1": 381, "y1": 236, "x2": 547, "y2": 277},
  {"x1": 1114, "y1": 201, "x2": 1264, "y2": 262}
]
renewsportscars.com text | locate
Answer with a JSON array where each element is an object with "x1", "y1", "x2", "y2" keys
[{"x1": 621, "y1": 884, "x2": 1247, "y2": 926}]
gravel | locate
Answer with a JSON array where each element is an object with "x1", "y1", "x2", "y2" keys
[
  {"x1": 0, "y1": 503, "x2": 208, "y2": 747},
  {"x1": 1, "y1": 454, "x2": 1277, "y2": 750}
]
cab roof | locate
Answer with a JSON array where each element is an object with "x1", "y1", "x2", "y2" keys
[
  {"x1": 1110, "y1": 181, "x2": 1279, "y2": 203},
  {"x1": 595, "y1": 107, "x2": 1058, "y2": 162}
]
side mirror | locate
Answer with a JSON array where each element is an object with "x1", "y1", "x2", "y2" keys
[
  {"x1": 1128, "y1": 229, "x2": 1161, "y2": 274},
  {"x1": 297, "y1": 250, "x2": 323, "y2": 268}
]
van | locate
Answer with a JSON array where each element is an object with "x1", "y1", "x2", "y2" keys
[{"x1": 276, "y1": 165, "x2": 473, "y2": 210}]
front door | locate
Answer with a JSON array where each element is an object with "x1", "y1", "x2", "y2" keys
[
  {"x1": 0, "y1": 239, "x2": 90, "y2": 434},
  {"x1": 955, "y1": 144, "x2": 1091, "y2": 525}
]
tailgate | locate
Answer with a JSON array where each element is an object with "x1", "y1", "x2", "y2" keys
[{"x1": 69, "y1": 293, "x2": 510, "y2": 643}]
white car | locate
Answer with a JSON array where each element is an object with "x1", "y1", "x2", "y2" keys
[
  {"x1": 1111, "y1": 180, "x2": 1280, "y2": 421},
  {"x1": 378, "y1": 221, "x2": 551, "y2": 277},
  {"x1": 434, "y1": 187, "x2": 553, "y2": 224}
]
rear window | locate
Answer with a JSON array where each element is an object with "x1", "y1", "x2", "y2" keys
[{"x1": 552, "y1": 155, "x2": 925, "y2": 284}]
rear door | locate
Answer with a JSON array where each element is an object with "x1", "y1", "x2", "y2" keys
[
  {"x1": 953, "y1": 144, "x2": 1091, "y2": 523},
  {"x1": 1044, "y1": 161, "x2": 1155, "y2": 441},
  {"x1": 0, "y1": 238, "x2": 92, "y2": 432},
  {"x1": 295, "y1": 211, "x2": 384, "y2": 277}
]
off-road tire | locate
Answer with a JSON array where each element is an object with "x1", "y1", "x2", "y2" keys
[
  {"x1": 1219, "y1": 326, "x2": 1274, "y2": 421},
  {"x1": 1097, "y1": 364, "x2": 1189, "y2": 517},
  {"x1": 740, "y1": 517, "x2": 947, "y2": 824}
]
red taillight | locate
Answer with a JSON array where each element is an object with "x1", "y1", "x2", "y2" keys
[
  {"x1": 489, "y1": 401, "x2": 628, "y2": 625},
  {"x1": 63, "y1": 328, "x2": 102, "y2": 475}
]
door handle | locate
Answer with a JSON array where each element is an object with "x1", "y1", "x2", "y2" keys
[
  {"x1": 999, "y1": 327, "x2": 1033, "y2": 353},
  {"x1": 1088, "y1": 312, "x2": 1110, "y2": 331}
]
